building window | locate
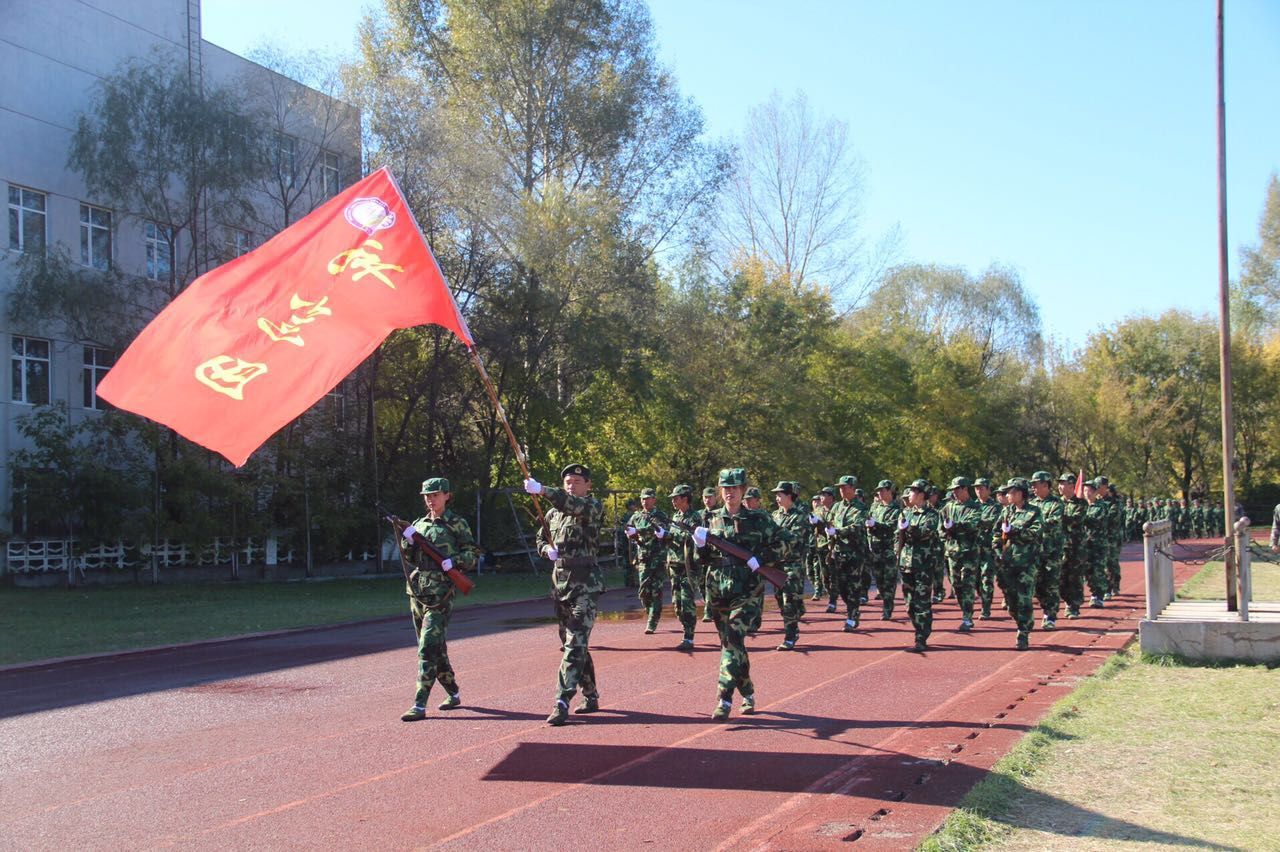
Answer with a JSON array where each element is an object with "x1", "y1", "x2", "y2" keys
[
  {"x1": 321, "y1": 151, "x2": 340, "y2": 198},
  {"x1": 83, "y1": 346, "x2": 116, "y2": 410},
  {"x1": 12, "y1": 336, "x2": 50, "y2": 405},
  {"x1": 225, "y1": 227, "x2": 251, "y2": 260},
  {"x1": 8, "y1": 186, "x2": 46, "y2": 253},
  {"x1": 274, "y1": 131, "x2": 298, "y2": 187},
  {"x1": 79, "y1": 203, "x2": 112, "y2": 270},
  {"x1": 145, "y1": 221, "x2": 174, "y2": 282},
  {"x1": 324, "y1": 382, "x2": 346, "y2": 429}
]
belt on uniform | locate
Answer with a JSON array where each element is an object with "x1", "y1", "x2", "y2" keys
[{"x1": 556, "y1": 556, "x2": 597, "y2": 569}]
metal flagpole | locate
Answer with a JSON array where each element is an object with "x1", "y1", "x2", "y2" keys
[{"x1": 1215, "y1": 0, "x2": 1239, "y2": 610}]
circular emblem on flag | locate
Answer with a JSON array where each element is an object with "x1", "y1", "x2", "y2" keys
[{"x1": 343, "y1": 197, "x2": 396, "y2": 235}]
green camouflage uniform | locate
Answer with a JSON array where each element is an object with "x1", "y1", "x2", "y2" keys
[
  {"x1": 772, "y1": 500, "x2": 810, "y2": 644},
  {"x1": 1082, "y1": 498, "x2": 1111, "y2": 601},
  {"x1": 867, "y1": 495, "x2": 901, "y2": 617},
  {"x1": 1060, "y1": 492, "x2": 1088, "y2": 615},
  {"x1": 537, "y1": 486, "x2": 605, "y2": 705},
  {"x1": 827, "y1": 495, "x2": 868, "y2": 624},
  {"x1": 627, "y1": 504, "x2": 673, "y2": 630},
  {"x1": 698, "y1": 501, "x2": 788, "y2": 702},
  {"x1": 993, "y1": 496, "x2": 1043, "y2": 645},
  {"x1": 940, "y1": 493, "x2": 983, "y2": 623},
  {"x1": 805, "y1": 503, "x2": 826, "y2": 598},
  {"x1": 1029, "y1": 489, "x2": 1065, "y2": 624},
  {"x1": 402, "y1": 507, "x2": 478, "y2": 708},
  {"x1": 1103, "y1": 492, "x2": 1123, "y2": 596},
  {"x1": 895, "y1": 500, "x2": 940, "y2": 645},
  {"x1": 664, "y1": 503, "x2": 701, "y2": 642},
  {"x1": 977, "y1": 495, "x2": 1001, "y2": 617}
]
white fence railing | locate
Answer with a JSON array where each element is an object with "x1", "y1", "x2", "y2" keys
[{"x1": 5, "y1": 537, "x2": 341, "y2": 574}]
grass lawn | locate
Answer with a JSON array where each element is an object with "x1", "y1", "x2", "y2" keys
[
  {"x1": 920, "y1": 645, "x2": 1280, "y2": 851},
  {"x1": 1177, "y1": 556, "x2": 1280, "y2": 601},
  {"x1": 0, "y1": 566, "x2": 625, "y2": 666}
]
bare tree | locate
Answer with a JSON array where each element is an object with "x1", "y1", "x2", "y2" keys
[{"x1": 717, "y1": 90, "x2": 878, "y2": 304}]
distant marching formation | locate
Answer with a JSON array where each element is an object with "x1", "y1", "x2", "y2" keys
[{"x1": 389, "y1": 465, "x2": 1174, "y2": 725}]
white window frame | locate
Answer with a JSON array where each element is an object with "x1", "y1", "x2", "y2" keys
[
  {"x1": 79, "y1": 203, "x2": 112, "y2": 270},
  {"x1": 275, "y1": 131, "x2": 298, "y2": 188},
  {"x1": 83, "y1": 346, "x2": 116, "y2": 410},
  {"x1": 321, "y1": 151, "x2": 340, "y2": 198},
  {"x1": 145, "y1": 221, "x2": 174, "y2": 282},
  {"x1": 11, "y1": 336, "x2": 51, "y2": 405},
  {"x1": 8, "y1": 185, "x2": 47, "y2": 253},
  {"x1": 225, "y1": 227, "x2": 251, "y2": 260}
]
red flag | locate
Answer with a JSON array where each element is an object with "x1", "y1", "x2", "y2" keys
[
  {"x1": 1075, "y1": 469, "x2": 1085, "y2": 499},
  {"x1": 98, "y1": 168, "x2": 472, "y2": 466}
]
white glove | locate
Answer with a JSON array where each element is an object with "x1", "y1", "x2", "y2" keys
[
  {"x1": 544, "y1": 545, "x2": 559, "y2": 561},
  {"x1": 898, "y1": 517, "x2": 909, "y2": 530},
  {"x1": 747, "y1": 557, "x2": 760, "y2": 572},
  {"x1": 440, "y1": 558, "x2": 453, "y2": 572},
  {"x1": 625, "y1": 525, "x2": 637, "y2": 537},
  {"x1": 825, "y1": 526, "x2": 836, "y2": 537},
  {"x1": 1001, "y1": 522, "x2": 1012, "y2": 534},
  {"x1": 692, "y1": 526, "x2": 709, "y2": 548},
  {"x1": 523, "y1": 477, "x2": 543, "y2": 495},
  {"x1": 655, "y1": 528, "x2": 665, "y2": 539},
  {"x1": 944, "y1": 519, "x2": 954, "y2": 530},
  {"x1": 402, "y1": 526, "x2": 417, "y2": 541},
  {"x1": 808, "y1": 514, "x2": 821, "y2": 524},
  {"x1": 865, "y1": 517, "x2": 876, "y2": 528}
]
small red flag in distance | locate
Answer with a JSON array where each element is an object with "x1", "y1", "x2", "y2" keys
[{"x1": 97, "y1": 168, "x2": 471, "y2": 466}]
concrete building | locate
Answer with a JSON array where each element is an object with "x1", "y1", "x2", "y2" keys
[{"x1": 0, "y1": 0, "x2": 360, "y2": 545}]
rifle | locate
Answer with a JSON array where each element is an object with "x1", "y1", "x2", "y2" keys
[
  {"x1": 378, "y1": 505, "x2": 475, "y2": 595},
  {"x1": 670, "y1": 519, "x2": 790, "y2": 589}
]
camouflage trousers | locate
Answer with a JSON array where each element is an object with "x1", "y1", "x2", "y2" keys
[
  {"x1": 869, "y1": 550, "x2": 899, "y2": 615},
  {"x1": 978, "y1": 550, "x2": 998, "y2": 616},
  {"x1": 946, "y1": 551, "x2": 979, "y2": 619},
  {"x1": 773, "y1": 562, "x2": 807, "y2": 641},
  {"x1": 1106, "y1": 542, "x2": 1122, "y2": 596},
  {"x1": 828, "y1": 552, "x2": 861, "y2": 619},
  {"x1": 900, "y1": 567, "x2": 933, "y2": 642},
  {"x1": 744, "y1": 573, "x2": 768, "y2": 633},
  {"x1": 1084, "y1": 542, "x2": 1109, "y2": 600},
  {"x1": 411, "y1": 596, "x2": 458, "y2": 705},
  {"x1": 637, "y1": 557, "x2": 668, "y2": 627},
  {"x1": 710, "y1": 593, "x2": 755, "y2": 701},
  {"x1": 1036, "y1": 550, "x2": 1063, "y2": 620},
  {"x1": 930, "y1": 549, "x2": 947, "y2": 598},
  {"x1": 1059, "y1": 548, "x2": 1086, "y2": 613},
  {"x1": 806, "y1": 551, "x2": 826, "y2": 597},
  {"x1": 554, "y1": 592, "x2": 599, "y2": 704},
  {"x1": 666, "y1": 562, "x2": 698, "y2": 639},
  {"x1": 1005, "y1": 562, "x2": 1038, "y2": 639}
]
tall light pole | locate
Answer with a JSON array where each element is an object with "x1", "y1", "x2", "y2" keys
[{"x1": 1215, "y1": 0, "x2": 1239, "y2": 610}]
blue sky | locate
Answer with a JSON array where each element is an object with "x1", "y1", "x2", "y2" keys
[{"x1": 202, "y1": 1, "x2": 1280, "y2": 352}]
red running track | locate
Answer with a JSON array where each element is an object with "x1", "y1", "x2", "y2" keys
[{"x1": 0, "y1": 541, "x2": 1208, "y2": 851}]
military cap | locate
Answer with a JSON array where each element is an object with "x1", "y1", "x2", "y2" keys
[
  {"x1": 948, "y1": 475, "x2": 972, "y2": 491},
  {"x1": 668, "y1": 484, "x2": 693, "y2": 498},
  {"x1": 702, "y1": 487, "x2": 717, "y2": 497},
  {"x1": 1095, "y1": 475, "x2": 1110, "y2": 485},
  {"x1": 820, "y1": 485, "x2": 837, "y2": 497},
  {"x1": 995, "y1": 483, "x2": 1009, "y2": 494},
  {"x1": 974, "y1": 477, "x2": 992, "y2": 488},
  {"x1": 855, "y1": 488, "x2": 866, "y2": 499},
  {"x1": 926, "y1": 485, "x2": 941, "y2": 497},
  {"x1": 561, "y1": 462, "x2": 591, "y2": 480},
  {"x1": 837, "y1": 475, "x2": 858, "y2": 487},
  {"x1": 744, "y1": 486, "x2": 762, "y2": 499},
  {"x1": 639, "y1": 487, "x2": 656, "y2": 498},
  {"x1": 875, "y1": 479, "x2": 895, "y2": 491},
  {"x1": 420, "y1": 477, "x2": 450, "y2": 494},
  {"x1": 717, "y1": 467, "x2": 747, "y2": 487},
  {"x1": 1058, "y1": 472, "x2": 1077, "y2": 483},
  {"x1": 1030, "y1": 470, "x2": 1053, "y2": 483},
  {"x1": 771, "y1": 481, "x2": 797, "y2": 495},
  {"x1": 1083, "y1": 478, "x2": 1101, "y2": 489},
  {"x1": 1005, "y1": 477, "x2": 1031, "y2": 495},
  {"x1": 907, "y1": 478, "x2": 930, "y2": 492}
]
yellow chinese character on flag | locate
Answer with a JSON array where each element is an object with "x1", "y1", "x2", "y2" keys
[
  {"x1": 328, "y1": 239, "x2": 403, "y2": 289},
  {"x1": 195, "y1": 356, "x2": 269, "y2": 400},
  {"x1": 258, "y1": 294, "x2": 334, "y2": 346}
]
